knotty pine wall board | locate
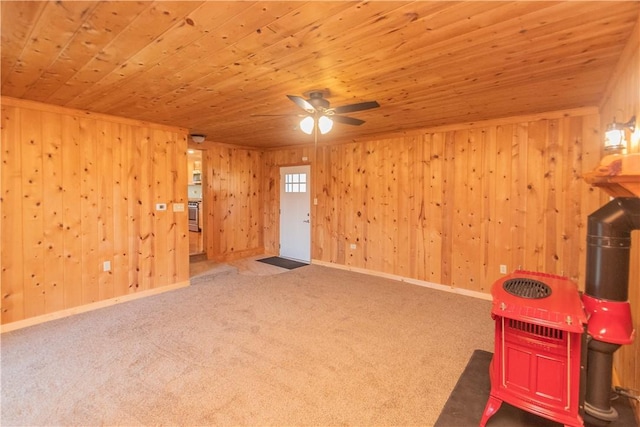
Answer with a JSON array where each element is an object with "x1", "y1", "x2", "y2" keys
[
  {"x1": 202, "y1": 144, "x2": 265, "y2": 262},
  {"x1": 262, "y1": 112, "x2": 601, "y2": 295},
  {"x1": 0, "y1": 98, "x2": 189, "y2": 325},
  {"x1": 599, "y1": 14, "x2": 640, "y2": 410}
]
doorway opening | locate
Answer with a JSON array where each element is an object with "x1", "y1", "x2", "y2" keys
[{"x1": 188, "y1": 149, "x2": 204, "y2": 256}]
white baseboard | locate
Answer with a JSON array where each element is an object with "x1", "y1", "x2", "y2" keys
[
  {"x1": 311, "y1": 260, "x2": 492, "y2": 301},
  {"x1": 1, "y1": 280, "x2": 191, "y2": 333}
]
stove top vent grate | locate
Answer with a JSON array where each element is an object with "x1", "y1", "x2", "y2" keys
[{"x1": 503, "y1": 278, "x2": 552, "y2": 299}]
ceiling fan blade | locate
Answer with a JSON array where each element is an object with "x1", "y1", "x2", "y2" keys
[
  {"x1": 332, "y1": 115, "x2": 365, "y2": 126},
  {"x1": 250, "y1": 114, "x2": 303, "y2": 117},
  {"x1": 332, "y1": 101, "x2": 380, "y2": 114},
  {"x1": 287, "y1": 95, "x2": 316, "y2": 114}
]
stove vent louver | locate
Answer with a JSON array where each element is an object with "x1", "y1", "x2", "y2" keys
[{"x1": 502, "y1": 278, "x2": 552, "y2": 299}]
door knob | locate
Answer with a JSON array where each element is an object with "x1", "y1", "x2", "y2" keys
[{"x1": 303, "y1": 220, "x2": 310, "y2": 223}]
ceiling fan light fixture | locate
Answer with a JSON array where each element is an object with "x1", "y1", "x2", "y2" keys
[
  {"x1": 190, "y1": 134, "x2": 206, "y2": 144},
  {"x1": 300, "y1": 116, "x2": 314, "y2": 135},
  {"x1": 318, "y1": 115, "x2": 333, "y2": 134}
]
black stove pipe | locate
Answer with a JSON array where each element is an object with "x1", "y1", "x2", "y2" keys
[{"x1": 584, "y1": 197, "x2": 640, "y2": 421}]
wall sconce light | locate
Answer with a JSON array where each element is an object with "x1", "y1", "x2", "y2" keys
[
  {"x1": 604, "y1": 116, "x2": 635, "y2": 152},
  {"x1": 190, "y1": 134, "x2": 206, "y2": 144},
  {"x1": 299, "y1": 115, "x2": 333, "y2": 135}
]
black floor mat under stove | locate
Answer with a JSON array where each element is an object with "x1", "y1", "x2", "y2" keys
[{"x1": 435, "y1": 349, "x2": 636, "y2": 427}]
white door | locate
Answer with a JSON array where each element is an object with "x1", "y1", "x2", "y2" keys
[{"x1": 280, "y1": 165, "x2": 311, "y2": 262}]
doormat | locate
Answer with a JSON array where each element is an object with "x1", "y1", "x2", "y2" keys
[
  {"x1": 257, "y1": 256, "x2": 308, "y2": 270},
  {"x1": 434, "y1": 349, "x2": 636, "y2": 427}
]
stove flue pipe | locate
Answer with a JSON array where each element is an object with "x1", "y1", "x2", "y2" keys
[{"x1": 584, "y1": 197, "x2": 640, "y2": 421}]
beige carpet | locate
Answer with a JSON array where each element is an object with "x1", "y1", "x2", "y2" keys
[{"x1": 1, "y1": 264, "x2": 494, "y2": 426}]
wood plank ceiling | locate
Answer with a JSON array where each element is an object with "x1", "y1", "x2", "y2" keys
[{"x1": 2, "y1": 1, "x2": 639, "y2": 148}]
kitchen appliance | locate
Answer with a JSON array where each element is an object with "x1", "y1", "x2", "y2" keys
[
  {"x1": 188, "y1": 201, "x2": 200, "y2": 232},
  {"x1": 192, "y1": 169, "x2": 202, "y2": 184}
]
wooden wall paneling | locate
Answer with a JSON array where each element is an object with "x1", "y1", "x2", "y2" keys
[
  {"x1": 136, "y1": 127, "x2": 153, "y2": 291},
  {"x1": 493, "y1": 125, "x2": 513, "y2": 282},
  {"x1": 336, "y1": 145, "x2": 347, "y2": 266},
  {"x1": 310, "y1": 148, "x2": 320, "y2": 260},
  {"x1": 450, "y1": 129, "x2": 467, "y2": 289},
  {"x1": 561, "y1": 117, "x2": 584, "y2": 282},
  {"x1": 61, "y1": 115, "x2": 83, "y2": 308},
  {"x1": 427, "y1": 132, "x2": 444, "y2": 284},
  {"x1": 230, "y1": 149, "x2": 240, "y2": 255},
  {"x1": 41, "y1": 111, "x2": 65, "y2": 313},
  {"x1": 177, "y1": 136, "x2": 189, "y2": 279},
  {"x1": 245, "y1": 150, "x2": 260, "y2": 252},
  {"x1": 21, "y1": 108, "x2": 45, "y2": 317},
  {"x1": 254, "y1": 150, "x2": 264, "y2": 251},
  {"x1": 313, "y1": 146, "x2": 329, "y2": 260},
  {"x1": 1, "y1": 98, "x2": 189, "y2": 327},
  {"x1": 524, "y1": 120, "x2": 547, "y2": 273},
  {"x1": 126, "y1": 125, "x2": 141, "y2": 291},
  {"x1": 363, "y1": 142, "x2": 379, "y2": 270},
  {"x1": 97, "y1": 121, "x2": 115, "y2": 301},
  {"x1": 80, "y1": 117, "x2": 99, "y2": 304},
  {"x1": 112, "y1": 124, "x2": 130, "y2": 296},
  {"x1": 395, "y1": 139, "x2": 411, "y2": 277},
  {"x1": 543, "y1": 119, "x2": 562, "y2": 275},
  {"x1": 468, "y1": 128, "x2": 485, "y2": 292},
  {"x1": 260, "y1": 151, "x2": 277, "y2": 256},
  {"x1": 166, "y1": 133, "x2": 185, "y2": 283},
  {"x1": 202, "y1": 145, "x2": 265, "y2": 261},
  {"x1": 440, "y1": 132, "x2": 456, "y2": 286},
  {"x1": 481, "y1": 126, "x2": 498, "y2": 291},
  {"x1": 323, "y1": 144, "x2": 335, "y2": 263},
  {"x1": 381, "y1": 141, "x2": 397, "y2": 275},
  {"x1": 577, "y1": 114, "x2": 605, "y2": 289},
  {"x1": 325, "y1": 145, "x2": 337, "y2": 264},
  {"x1": 219, "y1": 147, "x2": 231, "y2": 256},
  {"x1": 203, "y1": 148, "x2": 214, "y2": 257},
  {"x1": 407, "y1": 135, "x2": 424, "y2": 280},
  {"x1": 1, "y1": 105, "x2": 24, "y2": 322},
  {"x1": 344, "y1": 143, "x2": 358, "y2": 268},
  {"x1": 600, "y1": 15, "x2": 640, "y2": 410},
  {"x1": 510, "y1": 123, "x2": 528, "y2": 278},
  {"x1": 152, "y1": 129, "x2": 169, "y2": 289}
]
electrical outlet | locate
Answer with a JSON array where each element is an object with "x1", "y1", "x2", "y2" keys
[
  {"x1": 103, "y1": 261, "x2": 111, "y2": 272},
  {"x1": 350, "y1": 243, "x2": 357, "y2": 250},
  {"x1": 173, "y1": 203, "x2": 185, "y2": 212},
  {"x1": 500, "y1": 264, "x2": 507, "y2": 274}
]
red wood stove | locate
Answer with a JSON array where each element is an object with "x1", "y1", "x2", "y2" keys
[{"x1": 480, "y1": 270, "x2": 587, "y2": 427}]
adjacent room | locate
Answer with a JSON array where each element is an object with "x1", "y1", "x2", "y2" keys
[{"x1": 1, "y1": 1, "x2": 639, "y2": 426}]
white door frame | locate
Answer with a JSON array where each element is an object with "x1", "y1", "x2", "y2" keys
[{"x1": 279, "y1": 165, "x2": 311, "y2": 262}]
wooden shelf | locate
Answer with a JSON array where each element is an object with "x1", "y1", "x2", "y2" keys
[{"x1": 583, "y1": 153, "x2": 640, "y2": 198}]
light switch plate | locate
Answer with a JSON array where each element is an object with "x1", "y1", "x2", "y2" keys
[
  {"x1": 173, "y1": 203, "x2": 185, "y2": 212},
  {"x1": 156, "y1": 203, "x2": 167, "y2": 211}
]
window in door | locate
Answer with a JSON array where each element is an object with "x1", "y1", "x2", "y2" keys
[{"x1": 284, "y1": 173, "x2": 307, "y2": 193}]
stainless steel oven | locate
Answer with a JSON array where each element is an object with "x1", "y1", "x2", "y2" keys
[{"x1": 188, "y1": 201, "x2": 200, "y2": 232}]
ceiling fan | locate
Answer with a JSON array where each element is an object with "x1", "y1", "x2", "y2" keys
[{"x1": 253, "y1": 90, "x2": 380, "y2": 136}]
